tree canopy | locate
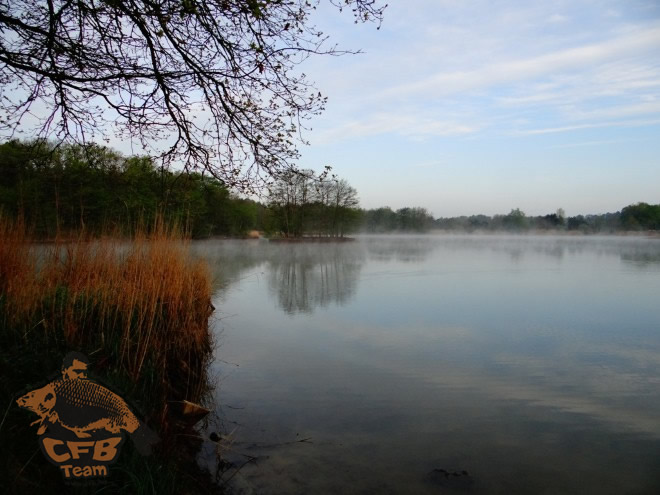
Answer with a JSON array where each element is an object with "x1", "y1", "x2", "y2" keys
[
  {"x1": 0, "y1": 139, "x2": 262, "y2": 237},
  {"x1": 0, "y1": 0, "x2": 385, "y2": 191},
  {"x1": 267, "y1": 168, "x2": 360, "y2": 237}
]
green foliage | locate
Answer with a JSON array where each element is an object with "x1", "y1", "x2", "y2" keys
[
  {"x1": 268, "y1": 172, "x2": 361, "y2": 237},
  {"x1": 362, "y1": 206, "x2": 435, "y2": 232},
  {"x1": 502, "y1": 208, "x2": 528, "y2": 231},
  {"x1": 621, "y1": 202, "x2": 660, "y2": 230},
  {"x1": 0, "y1": 140, "x2": 261, "y2": 238},
  {"x1": 395, "y1": 207, "x2": 435, "y2": 232},
  {"x1": 363, "y1": 207, "x2": 397, "y2": 232},
  {"x1": 435, "y1": 205, "x2": 657, "y2": 233}
]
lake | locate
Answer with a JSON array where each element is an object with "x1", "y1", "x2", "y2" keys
[{"x1": 193, "y1": 234, "x2": 660, "y2": 494}]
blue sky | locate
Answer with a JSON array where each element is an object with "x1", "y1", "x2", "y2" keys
[
  {"x1": 294, "y1": 0, "x2": 660, "y2": 217},
  {"x1": 7, "y1": 1, "x2": 656, "y2": 218}
]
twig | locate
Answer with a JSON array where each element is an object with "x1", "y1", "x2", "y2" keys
[
  {"x1": 0, "y1": 398, "x2": 13, "y2": 433},
  {"x1": 14, "y1": 447, "x2": 41, "y2": 483}
]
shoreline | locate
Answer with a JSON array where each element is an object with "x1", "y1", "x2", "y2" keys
[
  {"x1": 268, "y1": 236, "x2": 356, "y2": 243},
  {"x1": 359, "y1": 230, "x2": 660, "y2": 238}
]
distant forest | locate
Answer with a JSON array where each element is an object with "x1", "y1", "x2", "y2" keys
[
  {"x1": 1, "y1": 140, "x2": 658, "y2": 237},
  {"x1": 433, "y1": 204, "x2": 660, "y2": 233}
]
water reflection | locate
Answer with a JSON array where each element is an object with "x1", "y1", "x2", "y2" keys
[
  {"x1": 192, "y1": 236, "x2": 660, "y2": 305},
  {"x1": 363, "y1": 235, "x2": 437, "y2": 262},
  {"x1": 196, "y1": 235, "x2": 660, "y2": 494},
  {"x1": 361, "y1": 233, "x2": 660, "y2": 265},
  {"x1": 192, "y1": 240, "x2": 366, "y2": 313},
  {"x1": 267, "y1": 246, "x2": 364, "y2": 314},
  {"x1": 620, "y1": 250, "x2": 660, "y2": 267}
]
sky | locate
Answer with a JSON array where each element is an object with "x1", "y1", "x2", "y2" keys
[
  {"x1": 292, "y1": 0, "x2": 660, "y2": 217},
  {"x1": 5, "y1": 1, "x2": 658, "y2": 218}
]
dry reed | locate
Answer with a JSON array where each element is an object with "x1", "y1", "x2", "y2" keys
[{"x1": 0, "y1": 215, "x2": 213, "y2": 429}]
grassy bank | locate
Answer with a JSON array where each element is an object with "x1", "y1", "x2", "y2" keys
[{"x1": 0, "y1": 216, "x2": 217, "y2": 493}]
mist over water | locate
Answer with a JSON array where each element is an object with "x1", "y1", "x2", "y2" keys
[{"x1": 193, "y1": 235, "x2": 660, "y2": 494}]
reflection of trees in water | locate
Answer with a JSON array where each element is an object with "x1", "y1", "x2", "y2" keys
[
  {"x1": 428, "y1": 235, "x2": 566, "y2": 262},
  {"x1": 398, "y1": 234, "x2": 660, "y2": 265},
  {"x1": 267, "y1": 246, "x2": 364, "y2": 314},
  {"x1": 363, "y1": 236, "x2": 436, "y2": 262},
  {"x1": 190, "y1": 236, "x2": 660, "y2": 309},
  {"x1": 620, "y1": 250, "x2": 660, "y2": 267},
  {"x1": 190, "y1": 240, "x2": 267, "y2": 294},
  {"x1": 363, "y1": 235, "x2": 566, "y2": 263},
  {"x1": 191, "y1": 240, "x2": 365, "y2": 313}
]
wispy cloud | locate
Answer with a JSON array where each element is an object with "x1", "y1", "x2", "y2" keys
[
  {"x1": 298, "y1": 1, "x2": 660, "y2": 215},
  {"x1": 312, "y1": 113, "x2": 479, "y2": 144},
  {"x1": 312, "y1": 18, "x2": 660, "y2": 144},
  {"x1": 548, "y1": 14, "x2": 568, "y2": 23},
  {"x1": 546, "y1": 138, "x2": 651, "y2": 149},
  {"x1": 377, "y1": 25, "x2": 660, "y2": 100},
  {"x1": 569, "y1": 101, "x2": 660, "y2": 121},
  {"x1": 517, "y1": 118, "x2": 660, "y2": 135}
]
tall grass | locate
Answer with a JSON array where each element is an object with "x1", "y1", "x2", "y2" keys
[
  {"x1": 0, "y1": 215, "x2": 213, "y2": 428},
  {"x1": 1, "y1": 215, "x2": 217, "y2": 493}
]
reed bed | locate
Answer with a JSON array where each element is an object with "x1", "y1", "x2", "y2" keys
[
  {"x1": 0, "y1": 215, "x2": 213, "y2": 427},
  {"x1": 0, "y1": 216, "x2": 219, "y2": 494}
]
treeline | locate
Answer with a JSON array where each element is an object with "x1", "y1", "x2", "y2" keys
[
  {"x1": 0, "y1": 140, "x2": 262, "y2": 238},
  {"x1": 360, "y1": 204, "x2": 660, "y2": 233},
  {"x1": 267, "y1": 169, "x2": 361, "y2": 237},
  {"x1": 436, "y1": 208, "x2": 566, "y2": 232},
  {"x1": 435, "y1": 205, "x2": 660, "y2": 233},
  {"x1": 3, "y1": 140, "x2": 657, "y2": 238},
  {"x1": 0, "y1": 140, "x2": 365, "y2": 239},
  {"x1": 361, "y1": 206, "x2": 436, "y2": 232}
]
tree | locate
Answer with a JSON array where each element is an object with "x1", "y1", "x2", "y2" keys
[
  {"x1": 394, "y1": 206, "x2": 434, "y2": 232},
  {"x1": 556, "y1": 208, "x2": 566, "y2": 224},
  {"x1": 363, "y1": 206, "x2": 397, "y2": 232},
  {"x1": 267, "y1": 170, "x2": 359, "y2": 237},
  {"x1": 502, "y1": 208, "x2": 527, "y2": 231},
  {"x1": 567, "y1": 214, "x2": 587, "y2": 231},
  {"x1": 621, "y1": 202, "x2": 660, "y2": 230},
  {"x1": 267, "y1": 168, "x2": 314, "y2": 236},
  {"x1": 0, "y1": 0, "x2": 385, "y2": 192},
  {"x1": 0, "y1": 139, "x2": 264, "y2": 237},
  {"x1": 330, "y1": 178, "x2": 358, "y2": 237}
]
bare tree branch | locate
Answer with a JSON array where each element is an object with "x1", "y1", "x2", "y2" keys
[{"x1": 0, "y1": 0, "x2": 386, "y2": 192}]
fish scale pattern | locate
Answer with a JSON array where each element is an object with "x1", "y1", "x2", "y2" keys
[{"x1": 52, "y1": 378, "x2": 134, "y2": 428}]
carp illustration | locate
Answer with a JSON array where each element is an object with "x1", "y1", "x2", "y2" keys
[{"x1": 16, "y1": 352, "x2": 158, "y2": 455}]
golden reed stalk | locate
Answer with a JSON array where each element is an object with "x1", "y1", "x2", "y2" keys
[{"x1": 0, "y1": 215, "x2": 213, "y2": 429}]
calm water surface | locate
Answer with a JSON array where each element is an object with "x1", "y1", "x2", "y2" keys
[{"x1": 193, "y1": 235, "x2": 660, "y2": 494}]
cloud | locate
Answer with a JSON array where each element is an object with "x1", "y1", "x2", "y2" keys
[
  {"x1": 408, "y1": 160, "x2": 445, "y2": 169},
  {"x1": 305, "y1": 5, "x2": 660, "y2": 147},
  {"x1": 517, "y1": 118, "x2": 660, "y2": 135},
  {"x1": 569, "y1": 101, "x2": 660, "y2": 120},
  {"x1": 376, "y1": 25, "x2": 660, "y2": 99},
  {"x1": 312, "y1": 113, "x2": 479, "y2": 144},
  {"x1": 546, "y1": 138, "x2": 650, "y2": 149},
  {"x1": 335, "y1": 320, "x2": 660, "y2": 438},
  {"x1": 548, "y1": 14, "x2": 568, "y2": 23}
]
